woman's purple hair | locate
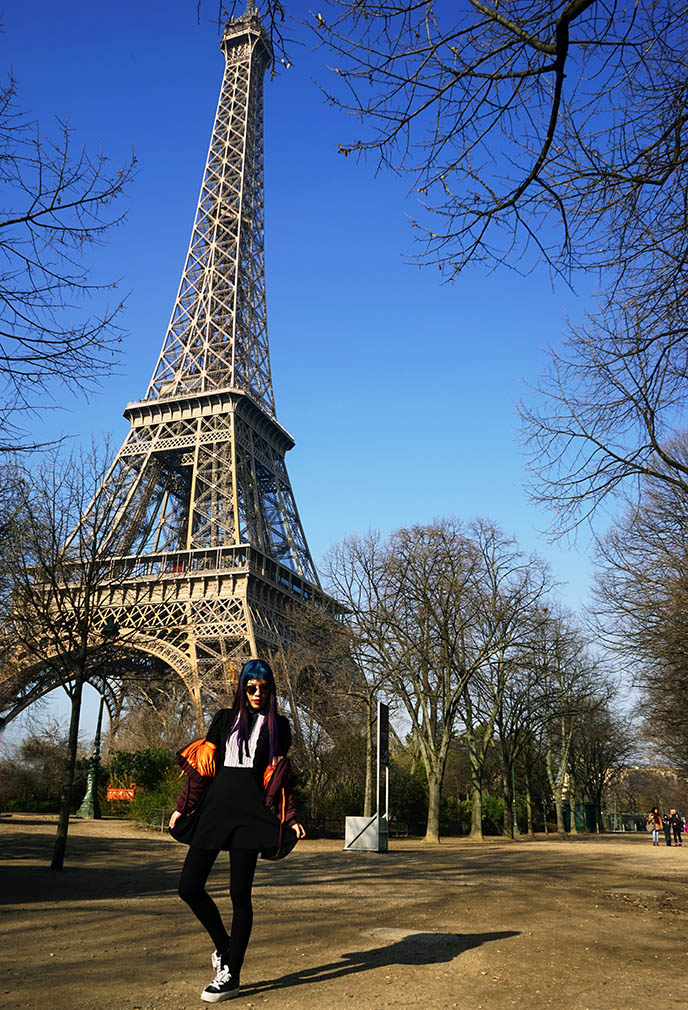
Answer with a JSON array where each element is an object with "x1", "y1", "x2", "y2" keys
[{"x1": 230, "y1": 658, "x2": 280, "y2": 763}]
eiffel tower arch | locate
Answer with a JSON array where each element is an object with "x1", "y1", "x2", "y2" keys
[{"x1": 74, "y1": 9, "x2": 329, "y2": 716}]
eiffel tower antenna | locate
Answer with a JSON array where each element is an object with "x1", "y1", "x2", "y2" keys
[{"x1": 69, "y1": 9, "x2": 327, "y2": 718}]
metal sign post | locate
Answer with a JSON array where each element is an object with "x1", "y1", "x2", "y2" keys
[
  {"x1": 376, "y1": 700, "x2": 389, "y2": 852},
  {"x1": 344, "y1": 699, "x2": 390, "y2": 852}
]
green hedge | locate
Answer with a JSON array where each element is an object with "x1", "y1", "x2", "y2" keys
[
  {"x1": 108, "y1": 747, "x2": 173, "y2": 790},
  {"x1": 127, "y1": 767, "x2": 183, "y2": 826}
]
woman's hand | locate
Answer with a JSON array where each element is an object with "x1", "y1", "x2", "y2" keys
[
  {"x1": 169, "y1": 809, "x2": 182, "y2": 829},
  {"x1": 293, "y1": 822, "x2": 306, "y2": 840}
]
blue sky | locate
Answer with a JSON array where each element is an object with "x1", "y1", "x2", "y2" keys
[{"x1": 3, "y1": 1, "x2": 607, "y2": 742}]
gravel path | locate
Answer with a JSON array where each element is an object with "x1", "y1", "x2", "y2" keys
[{"x1": 1, "y1": 814, "x2": 686, "y2": 1010}]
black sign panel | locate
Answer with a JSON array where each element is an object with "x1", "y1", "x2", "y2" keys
[{"x1": 378, "y1": 701, "x2": 389, "y2": 768}]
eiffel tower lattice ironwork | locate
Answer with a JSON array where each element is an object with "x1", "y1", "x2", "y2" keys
[{"x1": 77, "y1": 10, "x2": 325, "y2": 712}]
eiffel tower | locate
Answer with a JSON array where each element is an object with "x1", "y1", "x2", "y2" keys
[{"x1": 74, "y1": 7, "x2": 325, "y2": 715}]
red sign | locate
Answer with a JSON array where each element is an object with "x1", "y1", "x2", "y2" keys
[{"x1": 106, "y1": 784, "x2": 136, "y2": 802}]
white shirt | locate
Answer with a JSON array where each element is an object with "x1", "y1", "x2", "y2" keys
[{"x1": 224, "y1": 713, "x2": 265, "y2": 767}]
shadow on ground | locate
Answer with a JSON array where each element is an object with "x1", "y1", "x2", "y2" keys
[
  {"x1": 0, "y1": 825, "x2": 181, "y2": 905},
  {"x1": 243, "y1": 930, "x2": 520, "y2": 995},
  {"x1": 0, "y1": 815, "x2": 656, "y2": 915}
]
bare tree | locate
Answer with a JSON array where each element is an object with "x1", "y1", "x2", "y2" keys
[
  {"x1": 568, "y1": 696, "x2": 634, "y2": 832},
  {"x1": 108, "y1": 669, "x2": 198, "y2": 754},
  {"x1": 0, "y1": 65, "x2": 134, "y2": 450},
  {"x1": 455, "y1": 520, "x2": 550, "y2": 839},
  {"x1": 493, "y1": 657, "x2": 548, "y2": 838},
  {"x1": 273, "y1": 602, "x2": 367, "y2": 818},
  {"x1": 204, "y1": 1, "x2": 297, "y2": 68},
  {"x1": 614, "y1": 766, "x2": 688, "y2": 821},
  {"x1": 516, "y1": 727, "x2": 551, "y2": 837},
  {"x1": 306, "y1": 2, "x2": 688, "y2": 534},
  {"x1": 313, "y1": 1, "x2": 688, "y2": 298},
  {"x1": 327, "y1": 519, "x2": 508, "y2": 843},
  {"x1": 0, "y1": 719, "x2": 88, "y2": 813},
  {"x1": 593, "y1": 460, "x2": 688, "y2": 773},
  {"x1": 320, "y1": 543, "x2": 400, "y2": 817},
  {"x1": 530, "y1": 607, "x2": 600, "y2": 834},
  {"x1": 0, "y1": 443, "x2": 137, "y2": 869},
  {"x1": 519, "y1": 297, "x2": 688, "y2": 534}
]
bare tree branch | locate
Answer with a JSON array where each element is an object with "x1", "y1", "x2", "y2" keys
[{"x1": 0, "y1": 70, "x2": 134, "y2": 450}]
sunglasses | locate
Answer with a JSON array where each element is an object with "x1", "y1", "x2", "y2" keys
[{"x1": 245, "y1": 683, "x2": 269, "y2": 695}]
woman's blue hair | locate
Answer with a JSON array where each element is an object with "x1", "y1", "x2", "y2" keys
[{"x1": 230, "y1": 659, "x2": 280, "y2": 763}]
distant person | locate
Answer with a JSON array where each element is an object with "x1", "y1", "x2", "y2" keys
[
  {"x1": 169, "y1": 659, "x2": 306, "y2": 1002},
  {"x1": 662, "y1": 811, "x2": 672, "y2": 846},
  {"x1": 670, "y1": 809, "x2": 683, "y2": 847},
  {"x1": 647, "y1": 807, "x2": 662, "y2": 845}
]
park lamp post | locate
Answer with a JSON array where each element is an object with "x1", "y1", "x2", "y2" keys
[{"x1": 77, "y1": 616, "x2": 119, "y2": 819}]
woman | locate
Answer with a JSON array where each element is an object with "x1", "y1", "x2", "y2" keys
[
  {"x1": 169, "y1": 659, "x2": 305, "y2": 1002},
  {"x1": 647, "y1": 806, "x2": 662, "y2": 846},
  {"x1": 670, "y1": 809, "x2": 683, "y2": 847}
]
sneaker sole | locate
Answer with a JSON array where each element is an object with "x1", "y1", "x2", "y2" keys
[{"x1": 201, "y1": 988, "x2": 240, "y2": 1003}]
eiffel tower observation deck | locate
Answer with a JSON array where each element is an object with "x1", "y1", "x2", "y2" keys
[{"x1": 62, "y1": 8, "x2": 327, "y2": 714}]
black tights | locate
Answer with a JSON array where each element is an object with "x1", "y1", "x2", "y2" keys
[{"x1": 178, "y1": 847, "x2": 259, "y2": 977}]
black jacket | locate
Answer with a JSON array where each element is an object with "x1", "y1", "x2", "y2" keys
[{"x1": 175, "y1": 709, "x2": 294, "y2": 816}]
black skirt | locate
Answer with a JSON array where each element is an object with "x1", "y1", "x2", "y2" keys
[{"x1": 189, "y1": 766, "x2": 283, "y2": 852}]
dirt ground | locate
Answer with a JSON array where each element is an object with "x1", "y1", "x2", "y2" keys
[{"x1": 1, "y1": 815, "x2": 686, "y2": 1010}]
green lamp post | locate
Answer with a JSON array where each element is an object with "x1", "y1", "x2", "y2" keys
[{"x1": 77, "y1": 616, "x2": 119, "y2": 819}]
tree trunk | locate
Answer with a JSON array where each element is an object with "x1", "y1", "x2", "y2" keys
[
  {"x1": 568, "y1": 770, "x2": 578, "y2": 835},
  {"x1": 502, "y1": 771, "x2": 513, "y2": 838},
  {"x1": 594, "y1": 791, "x2": 604, "y2": 833},
  {"x1": 280, "y1": 656, "x2": 306, "y2": 758},
  {"x1": 545, "y1": 743, "x2": 567, "y2": 836},
  {"x1": 192, "y1": 686, "x2": 204, "y2": 737},
  {"x1": 107, "y1": 690, "x2": 126, "y2": 745},
  {"x1": 465, "y1": 726, "x2": 485, "y2": 840},
  {"x1": 51, "y1": 675, "x2": 84, "y2": 871},
  {"x1": 424, "y1": 771, "x2": 441, "y2": 844},
  {"x1": 525, "y1": 778, "x2": 534, "y2": 837},
  {"x1": 470, "y1": 784, "x2": 483, "y2": 840}
]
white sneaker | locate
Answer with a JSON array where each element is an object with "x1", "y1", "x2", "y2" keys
[{"x1": 201, "y1": 964, "x2": 240, "y2": 1003}]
